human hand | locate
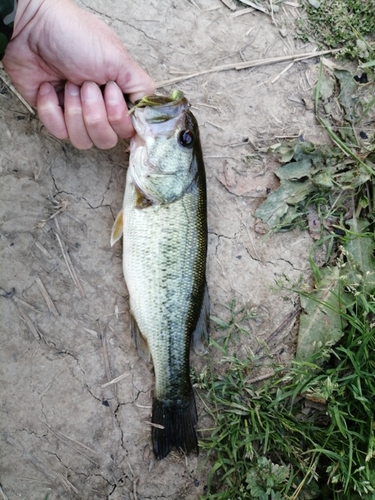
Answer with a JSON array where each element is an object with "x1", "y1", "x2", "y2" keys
[{"x1": 2, "y1": 0, "x2": 155, "y2": 149}]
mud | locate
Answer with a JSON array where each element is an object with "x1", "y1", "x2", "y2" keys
[{"x1": 0, "y1": 1, "x2": 324, "y2": 498}]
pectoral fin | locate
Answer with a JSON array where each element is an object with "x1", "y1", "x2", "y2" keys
[
  {"x1": 110, "y1": 209, "x2": 123, "y2": 247},
  {"x1": 191, "y1": 283, "x2": 210, "y2": 355},
  {"x1": 130, "y1": 312, "x2": 151, "y2": 363}
]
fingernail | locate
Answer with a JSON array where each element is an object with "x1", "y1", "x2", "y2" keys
[
  {"x1": 106, "y1": 81, "x2": 121, "y2": 105},
  {"x1": 82, "y1": 82, "x2": 99, "y2": 103},
  {"x1": 39, "y1": 82, "x2": 52, "y2": 96},
  {"x1": 67, "y1": 82, "x2": 80, "y2": 97}
]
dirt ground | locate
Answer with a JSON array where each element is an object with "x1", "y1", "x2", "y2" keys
[{"x1": 0, "y1": 1, "x2": 328, "y2": 498}]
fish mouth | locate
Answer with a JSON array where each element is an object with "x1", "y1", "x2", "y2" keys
[{"x1": 130, "y1": 91, "x2": 189, "y2": 124}]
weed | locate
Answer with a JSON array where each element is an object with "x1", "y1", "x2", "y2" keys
[
  {"x1": 210, "y1": 301, "x2": 258, "y2": 354},
  {"x1": 200, "y1": 281, "x2": 375, "y2": 498},
  {"x1": 297, "y1": 0, "x2": 375, "y2": 64}
]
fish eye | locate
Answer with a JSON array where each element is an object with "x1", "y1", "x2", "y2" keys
[{"x1": 178, "y1": 129, "x2": 195, "y2": 148}]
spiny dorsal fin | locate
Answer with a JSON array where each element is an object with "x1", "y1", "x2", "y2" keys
[{"x1": 110, "y1": 209, "x2": 123, "y2": 247}]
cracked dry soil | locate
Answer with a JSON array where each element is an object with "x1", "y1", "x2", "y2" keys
[{"x1": 1, "y1": 1, "x2": 326, "y2": 498}]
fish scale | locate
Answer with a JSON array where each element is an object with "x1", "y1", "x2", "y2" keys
[
  {"x1": 111, "y1": 92, "x2": 208, "y2": 459},
  {"x1": 124, "y1": 179, "x2": 204, "y2": 399}
]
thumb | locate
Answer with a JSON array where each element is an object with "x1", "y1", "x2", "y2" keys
[{"x1": 115, "y1": 51, "x2": 155, "y2": 103}]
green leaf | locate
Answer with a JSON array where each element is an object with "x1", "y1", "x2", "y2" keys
[
  {"x1": 336, "y1": 166, "x2": 370, "y2": 189},
  {"x1": 210, "y1": 316, "x2": 229, "y2": 328},
  {"x1": 318, "y1": 71, "x2": 335, "y2": 100},
  {"x1": 280, "y1": 146, "x2": 297, "y2": 163},
  {"x1": 296, "y1": 266, "x2": 344, "y2": 362},
  {"x1": 344, "y1": 219, "x2": 375, "y2": 273},
  {"x1": 271, "y1": 462, "x2": 290, "y2": 484},
  {"x1": 334, "y1": 69, "x2": 358, "y2": 119},
  {"x1": 312, "y1": 171, "x2": 334, "y2": 188},
  {"x1": 255, "y1": 180, "x2": 312, "y2": 228},
  {"x1": 342, "y1": 219, "x2": 375, "y2": 293},
  {"x1": 275, "y1": 158, "x2": 312, "y2": 181}
]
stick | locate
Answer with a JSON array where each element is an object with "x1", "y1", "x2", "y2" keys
[
  {"x1": 42, "y1": 423, "x2": 99, "y2": 466},
  {"x1": 271, "y1": 61, "x2": 294, "y2": 83},
  {"x1": 231, "y1": 7, "x2": 255, "y2": 17},
  {"x1": 54, "y1": 219, "x2": 85, "y2": 297},
  {"x1": 256, "y1": 307, "x2": 301, "y2": 354},
  {"x1": 15, "y1": 304, "x2": 41, "y2": 341},
  {"x1": 239, "y1": 0, "x2": 267, "y2": 13},
  {"x1": 155, "y1": 48, "x2": 340, "y2": 88},
  {"x1": 101, "y1": 371, "x2": 130, "y2": 388},
  {"x1": 35, "y1": 276, "x2": 59, "y2": 317}
]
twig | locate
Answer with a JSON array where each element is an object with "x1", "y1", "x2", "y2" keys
[
  {"x1": 34, "y1": 241, "x2": 53, "y2": 259},
  {"x1": 55, "y1": 431, "x2": 97, "y2": 454},
  {"x1": 245, "y1": 371, "x2": 275, "y2": 384},
  {"x1": 101, "y1": 328, "x2": 115, "y2": 395},
  {"x1": 42, "y1": 423, "x2": 99, "y2": 466},
  {"x1": 256, "y1": 306, "x2": 301, "y2": 354},
  {"x1": 220, "y1": 0, "x2": 237, "y2": 10},
  {"x1": 101, "y1": 371, "x2": 130, "y2": 388},
  {"x1": 230, "y1": 7, "x2": 254, "y2": 17},
  {"x1": 271, "y1": 61, "x2": 294, "y2": 83},
  {"x1": 235, "y1": 212, "x2": 260, "y2": 261},
  {"x1": 133, "y1": 476, "x2": 139, "y2": 500},
  {"x1": 144, "y1": 421, "x2": 165, "y2": 429},
  {"x1": 155, "y1": 48, "x2": 340, "y2": 88},
  {"x1": 269, "y1": 0, "x2": 276, "y2": 23},
  {"x1": 6, "y1": 436, "x2": 79, "y2": 494},
  {"x1": 35, "y1": 276, "x2": 59, "y2": 317},
  {"x1": 14, "y1": 303, "x2": 41, "y2": 341},
  {"x1": 239, "y1": 0, "x2": 268, "y2": 14},
  {"x1": 54, "y1": 219, "x2": 85, "y2": 297}
]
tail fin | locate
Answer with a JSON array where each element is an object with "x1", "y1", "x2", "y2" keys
[{"x1": 152, "y1": 392, "x2": 198, "y2": 460}]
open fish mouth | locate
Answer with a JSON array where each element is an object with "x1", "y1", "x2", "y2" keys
[{"x1": 130, "y1": 90, "x2": 189, "y2": 124}]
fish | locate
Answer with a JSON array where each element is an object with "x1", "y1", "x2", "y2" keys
[{"x1": 111, "y1": 90, "x2": 209, "y2": 460}]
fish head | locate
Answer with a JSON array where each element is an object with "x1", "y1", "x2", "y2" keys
[{"x1": 129, "y1": 91, "x2": 200, "y2": 205}]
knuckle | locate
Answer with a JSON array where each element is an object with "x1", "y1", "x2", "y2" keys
[
  {"x1": 84, "y1": 113, "x2": 103, "y2": 129},
  {"x1": 108, "y1": 112, "x2": 123, "y2": 126}
]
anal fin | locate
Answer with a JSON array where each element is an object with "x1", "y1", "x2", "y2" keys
[
  {"x1": 191, "y1": 283, "x2": 210, "y2": 355},
  {"x1": 110, "y1": 209, "x2": 123, "y2": 247},
  {"x1": 130, "y1": 313, "x2": 151, "y2": 363}
]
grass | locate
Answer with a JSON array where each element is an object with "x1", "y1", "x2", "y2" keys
[
  {"x1": 297, "y1": 0, "x2": 375, "y2": 64},
  {"x1": 198, "y1": 5, "x2": 375, "y2": 497},
  {"x1": 199, "y1": 67, "x2": 375, "y2": 494},
  {"x1": 198, "y1": 277, "x2": 375, "y2": 498},
  {"x1": 196, "y1": 2, "x2": 375, "y2": 498}
]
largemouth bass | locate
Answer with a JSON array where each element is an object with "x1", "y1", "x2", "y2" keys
[{"x1": 111, "y1": 91, "x2": 209, "y2": 459}]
